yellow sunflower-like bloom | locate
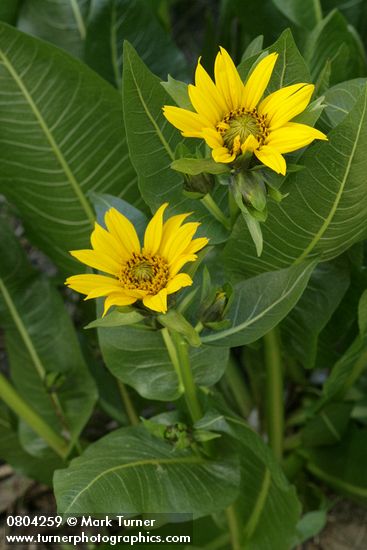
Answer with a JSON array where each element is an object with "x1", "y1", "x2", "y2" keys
[
  {"x1": 65, "y1": 204, "x2": 208, "y2": 316},
  {"x1": 163, "y1": 48, "x2": 327, "y2": 175}
]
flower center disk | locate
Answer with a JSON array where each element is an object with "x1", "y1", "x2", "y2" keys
[
  {"x1": 119, "y1": 252, "x2": 170, "y2": 293},
  {"x1": 217, "y1": 109, "x2": 269, "y2": 153}
]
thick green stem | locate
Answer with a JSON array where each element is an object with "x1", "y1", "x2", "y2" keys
[
  {"x1": 118, "y1": 381, "x2": 139, "y2": 426},
  {"x1": 201, "y1": 193, "x2": 230, "y2": 230},
  {"x1": 172, "y1": 331, "x2": 202, "y2": 423},
  {"x1": 161, "y1": 327, "x2": 184, "y2": 394},
  {"x1": 263, "y1": 327, "x2": 284, "y2": 461},
  {"x1": 225, "y1": 356, "x2": 252, "y2": 418},
  {"x1": 0, "y1": 372, "x2": 68, "y2": 458},
  {"x1": 226, "y1": 505, "x2": 242, "y2": 550}
]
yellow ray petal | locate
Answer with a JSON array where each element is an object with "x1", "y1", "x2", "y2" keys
[
  {"x1": 167, "y1": 273, "x2": 193, "y2": 295},
  {"x1": 259, "y1": 84, "x2": 314, "y2": 130},
  {"x1": 143, "y1": 289, "x2": 168, "y2": 313},
  {"x1": 144, "y1": 203, "x2": 168, "y2": 255},
  {"x1": 202, "y1": 127, "x2": 224, "y2": 149},
  {"x1": 195, "y1": 58, "x2": 228, "y2": 114},
  {"x1": 183, "y1": 237, "x2": 209, "y2": 256},
  {"x1": 241, "y1": 134, "x2": 259, "y2": 154},
  {"x1": 104, "y1": 208, "x2": 140, "y2": 256},
  {"x1": 91, "y1": 222, "x2": 127, "y2": 263},
  {"x1": 266, "y1": 122, "x2": 327, "y2": 153},
  {"x1": 65, "y1": 274, "x2": 121, "y2": 296},
  {"x1": 162, "y1": 106, "x2": 204, "y2": 137},
  {"x1": 254, "y1": 146, "x2": 286, "y2": 175},
  {"x1": 212, "y1": 146, "x2": 236, "y2": 163},
  {"x1": 102, "y1": 293, "x2": 137, "y2": 317},
  {"x1": 170, "y1": 254, "x2": 197, "y2": 276},
  {"x1": 188, "y1": 84, "x2": 220, "y2": 126},
  {"x1": 70, "y1": 249, "x2": 120, "y2": 276},
  {"x1": 242, "y1": 53, "x2": 278, "y2": 111},
  {"x1": 160, "y1": 212, "x2": 192, "y2": 257},
  {"x1": 165, "y1": 222, "x2": 200, "y2": 264},
  {"x1": 214, "y1": 47, "x2": 244, "y2": 111}
]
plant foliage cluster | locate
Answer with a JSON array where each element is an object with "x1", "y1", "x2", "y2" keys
[{"x1": 1, "y1": 1, "x2": 367, "y2": 549}]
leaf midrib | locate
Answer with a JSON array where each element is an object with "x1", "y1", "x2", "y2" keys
[
  {"x1": 294, "y1": 87, "x2": 367, "y2": 264},
  {"x1": 63, "y1": 454, "x2": 205, "y2": 512},
  {"x1": 125, "y1": 47, "x2": 175, "y2": 162},
  {"x1": 0, "y1": 49, "x2": 94, "y2": 225}
]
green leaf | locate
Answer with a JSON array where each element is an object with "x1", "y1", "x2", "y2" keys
[
  {"x1": 304, "y1": 424, "x2": 367, "y2": 505},
  {"x1": 171, "y1": 158, "x2": 230, "y2": 176},
  {"x1": 157, "y1": 310, "x2": 201, "y2": 348},
  {"x1": 85, "y1": 0, "x2": 187, "y2": 88},
  {"x1": 201, "y1": 261, "x2": 316, "y2": 347},
  {"x1": 320, "y1": 78, "x2": 367, "y2": 131},
  {"x1": 97, "y1": 322, "x2": 229, "y2": 401},
  {"x1": 122, "y1": 41, "x2": 228, "y2": 244},
  {"x1": 18, "y1": 0, "x2": 90, "y2": 58},
  {"x1": 0, "y1": 0, "x2": 20, "y2": 24},
  {"x1": 304, "y1": 10, "x2": 367, "y2": 85},
  {"x1": 293, "y1": 510, "x2": 327, "y2": 545},
  {"x1": 197, "y1": 409, "x2": 301, "y2": 549},
  {"x1": 272, "y1": 0, "x2": 322, "y2": 29},
  {"x1": 302, "y1": 402, "x2": 353, "y2": 447},
  {"x1": 237, "y1": 29, "x2": 311, "y2": 89},
  {"x1": 322, "y1": 333, "x2": 367, "y2": 402},
  {"x1": 0, "y1": 23, "x2": 139, "y2": 273},
  {"x1": 54, "y1": 426, "x2": 240, "y2": 516},
  {"x1": 85, "y1": 309, "x2": 144, "y2": 329},
  {"x1": 358, "y1": 289, "x2": 367, "y2": 336},
  {"x1": 223, "y1": 84, "x2": 367, "y2": 278},
  {"x1": 241, "y1": 35, "x2": 264, "y2": 61},
  {"x1": 282, "y1": 260, "x2": 350, "y2": 369},
  {"x1": 161, "y1": 75, "x2": 193, "y2": 111},
  {"x1": 0, "y1": 219, "x2": 97, "y2": 454},
  {"x1": 0, "y1": 404, "x2": 64, "y2": 485}
]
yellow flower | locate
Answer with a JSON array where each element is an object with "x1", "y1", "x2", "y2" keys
[
  {"x1": 65, "y1": 204, "x2": 208, "y2": 316},
  {"x1": 163, "y1": 48, "x2": 327, "y2": 175}
]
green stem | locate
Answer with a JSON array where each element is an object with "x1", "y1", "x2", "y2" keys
[
  {"x1": 161, "y1": 327, "x2": 184, "y2": 394},
  {"x1": 201, "y1": 193, "x2": 230, "y2": 230},
  {"x1": 172, "y1": 331, "x2": 202, "y2": 423},
  {"x1": 0, "y1": 372, "x2": 68, "y2": 458},
  {"x1": 225, "y1": 355, "x2": 252, "y2": 418},
  {"x1": 263, "y1": 327, "x2": 284, "y2": 461},
  {"x1": 118, "y1": 381, "x2": 139, "y2": 426},
  {"x1": 343, "y1": 347, "x2": 367, "y2": 392},
  {"x1": 226, "y1": 505, "x2": 242, "y2": 550}
]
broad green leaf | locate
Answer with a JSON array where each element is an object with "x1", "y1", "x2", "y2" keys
[
  {"x1": 122, "y1": 41, "x2": 228, "y2": 244},
  {"x1": 0, "y1": 219, "x2": 97, "y2": 454},
  {"x1": 241, "y1": 35, "x2": 264, "y2": 61},
  {"x1": 320, "y1": 78, "x2": 367, "y2": 131},
  {"x1": 85, "y1": 310, "x2": 144, "y2": 329},
  {"x1": 54, "y1": 426, "x2": 240, "y2": 516},
  {"x1": 201, "y1": 261, "x2": 316, "y2": 347},
  {"x1": 85, "y1": 0, "x2": 187, "y2": 88},
  {"x1": 18, "y1": 0, "x2": 90, "y2": 58},
  {"x1": 0, "y1": 404, "x2": 64, "y2": 485},
  {"x1": 98, "y1": 322, "x2": 229, "y2": 401},
  {"x1": 171, "y1": 158, "x2": 230, "y2": 176},
  {"x1": 282, "y1": 260, "x2": 350, "y2": 369},
  {"x1": 237, "y1": 29, "x2": 311, "y2": 89},
  {"x1": 0, "y1": 23, "x2": 139, "y2": 274},
  {"x1": 322, "y1": 334, "x2": 367, "y2": 401},
  {"x1": 161, "y1": 75, "x2": 193, "y2": 111},
  {"x1": 0, "y1": 0, "x2": 20, "y2": 24},
  {"x1": 293, "y1": 510, "x2": 327, "y2": 545},
  {"x1": 223, "y1": 84, "x2": 367, "y2": 278},
  {"x1": 272, "y1": 0, "x2": 322, "y2": 29},
  {"x1": 304, "y1": 424, "x2": 367, "y2": 505},
  {"x1": 302, "y1": 402, "x2": 353, "y2": 447},
  {"x1": 304, "y1": 10, "x2": 367, "y2": 85},
  {"x1": 197, "y1": 409, "x2": 301, "y2": 549},
  {"x1": 358, "y1": 289, "x2": 367, "y2": 336}
]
